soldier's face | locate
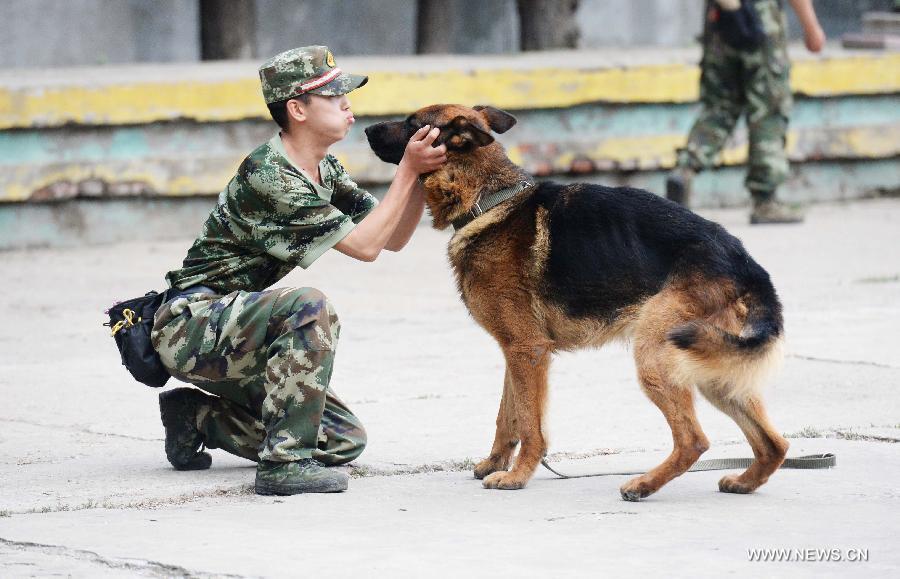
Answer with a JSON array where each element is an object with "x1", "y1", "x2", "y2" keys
[{"x1": 298, "y1": 94, "x2": 355, "y2": 144}]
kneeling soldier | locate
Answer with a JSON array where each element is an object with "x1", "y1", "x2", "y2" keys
[{"x1": 153, "y1": 46, "x2": 446, "y2": 494}]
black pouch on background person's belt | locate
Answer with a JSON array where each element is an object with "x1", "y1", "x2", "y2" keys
[
  {"x1": 104, "y1": 290, "x2": 171, "y2": 388},
  {"x1": 714, "y1": 0, "x2": 766, "y2": 51}
]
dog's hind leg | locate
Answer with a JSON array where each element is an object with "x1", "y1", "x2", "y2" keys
[
  {"x1": 697, "y1": 385, "x2": 789, "y2": 494},
  {"x1": 482, "y1": 343, "x2": 551, "y2": 490},
  {"x1": 620, "y1": 374, "x2": 710, "y2": 501},
  {"x1": 474, "y1": 368, "x2": 520, "y2": 479},
  {"x1": 621, "y1": 313, "x2": 710, "y2": 501}
]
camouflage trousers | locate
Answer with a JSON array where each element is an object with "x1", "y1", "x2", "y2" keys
[
  {"x1": 151, "y1": 287, "x2": 366, "y2": 465},
  {"x1": 677, "y1": 0, "x2": 793, "y2": 196}
]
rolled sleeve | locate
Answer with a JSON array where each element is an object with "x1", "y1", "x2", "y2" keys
[
  {"x1": 230, "y1": 142, "x2": 375, "y2": 269},
  {"x1": 240, "y1": 169, "x2": 358, "y2": 268},
  {"x1": 297, "y1": 217, "x2": 357, "y2": 268},
  {"x1": 249, "y1": 203, "x2": 357, "y2": 268}
]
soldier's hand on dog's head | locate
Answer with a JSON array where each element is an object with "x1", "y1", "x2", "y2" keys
[{"x1": 399, "y1": 125, "x2": 448, "y2": 175}]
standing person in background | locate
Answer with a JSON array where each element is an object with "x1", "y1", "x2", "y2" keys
[{"x1": 666, "y1": 0, "x2": 826, "y2": 224}]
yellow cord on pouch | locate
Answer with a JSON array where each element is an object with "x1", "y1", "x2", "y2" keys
[{"x1": 109, "y1": 308, "x2": 140, "y2": 336}]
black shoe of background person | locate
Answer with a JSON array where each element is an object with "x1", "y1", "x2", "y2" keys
[{"x1": 665, "y1": 167, "x2": 694, "y2": 207}]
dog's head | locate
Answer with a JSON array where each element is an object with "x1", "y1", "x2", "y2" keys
[
  {"x1": 365, "y1": 104, "x2": 517, "y2": 165},
  {"x1": 366, "y1": 105, "x2": 519, "y2": 230}
]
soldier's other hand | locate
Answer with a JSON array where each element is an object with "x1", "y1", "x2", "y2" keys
[
  {"x1": 399, "y1": 125, "x2": 448, "y2": 175},
  {"x1": 804, "y1": 25, "x2": 825, "y2": 53}
]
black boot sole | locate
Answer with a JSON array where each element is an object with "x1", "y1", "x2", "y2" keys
[
  {"x1": 254, "y1": 478, "x2": 348, "y2": 495},
  {"x1": 171, "y1": 452, "x2": 212, "y2": 471}
]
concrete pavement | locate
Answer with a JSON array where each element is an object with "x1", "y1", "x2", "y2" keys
[{"x1": 1, "y1": 198, "x2": 899, "y2": 577}]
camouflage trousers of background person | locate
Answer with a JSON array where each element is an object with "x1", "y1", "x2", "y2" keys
[
  {"x1": 676, "y1": 0, "x2": 793, "y2": 196},
  {"x1": 151, "y1": 287, "x2": 366, "y2": 466}
]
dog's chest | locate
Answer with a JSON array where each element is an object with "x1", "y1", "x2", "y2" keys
[
  {"x1": 448, "y1": 229, "x2": 538, "y2": 335},
  {"x1": 448, "y1": 241, "x2": 501, "y2": 308}
]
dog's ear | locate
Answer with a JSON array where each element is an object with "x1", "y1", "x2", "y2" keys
[
  {"x1": 474, "y1": 105, "x2": 517, "y2": 134},
  {"x1": 441, "y1": 115, "x2": 494, "y2": 150}
]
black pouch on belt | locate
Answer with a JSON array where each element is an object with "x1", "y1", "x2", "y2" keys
[
  {"x1": 105, "y1": 290, "x2": 171, "y2": 388},
  {"x1": 714, "y1": 0, "x2": 766, "y2": 51}
]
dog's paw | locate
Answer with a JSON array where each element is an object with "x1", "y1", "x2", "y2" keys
[
  {"x1": 619, "y1": 477, "x2": 656, "y2": 502},
  {"x1": 482, "y1": 470, "x2": 528, "y2": 490},
  {"x1": 718, "y1": 474, "x2": 756, "y2": 494},
  {"x1": 473, "y1": 458, "x2": 501, "y2": 480}
]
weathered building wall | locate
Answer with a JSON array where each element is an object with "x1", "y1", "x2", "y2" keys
[
  {"x1": 255, "y1": 0, "x2": 419, "y2": 57},
  {"x1": 1, "y1": 0, "x2": 895, "y2": 69},
  {"x1": 0, "y1": 0, "x2": 199, "y2": 68}
]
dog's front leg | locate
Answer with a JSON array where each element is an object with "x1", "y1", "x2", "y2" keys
[
  {"x1": 482, "y1": 343, "x2": 551, "y2": 490},
  {"x1": 474, "y1": 367, "x2": 519, "y2": 479}
]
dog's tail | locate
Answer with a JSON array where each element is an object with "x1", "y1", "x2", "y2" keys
[{"x1": 666, "y1": 275, "x2": 784, "y2": 400}]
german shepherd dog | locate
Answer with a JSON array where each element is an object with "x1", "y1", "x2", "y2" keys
[{"x1": 366, "y1": 104, "x2": 788, "y2": 501}]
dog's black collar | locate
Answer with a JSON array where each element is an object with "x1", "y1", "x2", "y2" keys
[{"x1": 451, "y1": 180, "x2": 535, "y2": 231}]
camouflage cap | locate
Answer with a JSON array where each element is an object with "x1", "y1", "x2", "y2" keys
[{"x1": 259, "y1": 45, "x2": 368, "y2": 104}]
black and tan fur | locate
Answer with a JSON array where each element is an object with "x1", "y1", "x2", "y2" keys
[{"x1": 366, "y1": 104, "x2": 788, "y2": 501}]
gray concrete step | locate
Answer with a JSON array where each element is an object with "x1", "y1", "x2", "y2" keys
[{"x1": 863, "y1": 11, "x2": 900, "y2": 36}]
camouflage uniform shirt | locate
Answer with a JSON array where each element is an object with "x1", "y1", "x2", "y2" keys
[{"x1": 166, "y1": 134, "x2": 377, "y2": 292}]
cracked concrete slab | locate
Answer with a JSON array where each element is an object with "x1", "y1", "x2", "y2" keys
[
  {"x1": 2, "y1": 439, "x2": 897, "y2": 578},
  {"x1": 0, "y1": 538, "x2": 220, "y2": 578},
  {"x1": 1, "y1": 199, "x2": 899, "y2": 576}
]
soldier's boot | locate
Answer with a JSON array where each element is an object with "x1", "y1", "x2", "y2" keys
[
  {"x1": 255, "y1": 459, "x2": 349, "y2": 495},
  {"x1": 159, "y1": 387, "x2": 213, "y2": 471},
  {"x1": 750, "y1": 191, "x2": 804, "y2": 224},
  {"x1": 665, "y1": 166, "x2": 695, "y2": 207}
]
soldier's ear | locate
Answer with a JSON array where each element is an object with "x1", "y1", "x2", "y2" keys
[
  {"x1": 286, "y1": 98, "x2": 309, "y2": 123},
  {"x1": 474, "y1": 105, "x2": 517, "y2": 134}
]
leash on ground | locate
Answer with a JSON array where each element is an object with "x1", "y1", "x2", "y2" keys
[{"x1": 541, "y1": 453, "x2": 836, "y2": 479}]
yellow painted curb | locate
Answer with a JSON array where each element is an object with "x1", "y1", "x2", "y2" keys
[
  {"x1": 1, "y1": 53, "x2": 899, "y2": 130},
  {"x1": 792, "y1": 54, "x2": 900, "y2": 97},
  {"x1": 0, "y1": 163, "x2": 232, "y2": 203},
  {"x1": 502, "y1": 125, "x2": 900, "y2": 175}
]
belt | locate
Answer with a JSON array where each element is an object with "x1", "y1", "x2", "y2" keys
[{"x1": 166, "y1": 284, "x2": 219, "y2": 302}]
